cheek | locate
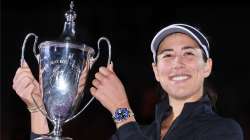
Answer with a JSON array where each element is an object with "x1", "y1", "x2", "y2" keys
[
  {"x1": 157, "y1": 63, "x2": 171, "y2": 77},
  {"x1": 189, "y1": 62, "x2": 206, "y2": 80},
  {"x1": 156, "y1": 63, "x2": 172, "y2": 89}
]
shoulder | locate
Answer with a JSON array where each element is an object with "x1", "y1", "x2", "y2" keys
[
  {"x1": 208, "y1": 118, "x2": 242, "y2": 134},
  {"x1": 197, "y1": 117, "x2": 244, "y2": 140}
]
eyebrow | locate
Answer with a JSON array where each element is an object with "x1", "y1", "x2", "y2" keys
[
  {"x1": 182, "y1": 46, "x2": 198, "y2": 50},
  {"x1": 158, "y1": 48, "x2": 173, "y2": 55}
]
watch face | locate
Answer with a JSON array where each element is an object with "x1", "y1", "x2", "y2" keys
[{"x1": 113, "y1": 108, "x2": 130, "y2": 122}]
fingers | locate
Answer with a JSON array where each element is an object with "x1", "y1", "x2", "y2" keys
[
  {"x1": 12, "y1": 62, "x2": 41, "y2": 106},
  {"x1": 13, "y1": 68, "x2": 32, "y2": 82},
  {"x1": 90, "y1": 87, "x2": 97, "y2": 96},
  {"x1": 16, "y1": 83, "x2": 36, "y2": 106},
  {"x1": 32, "y1": 79, "x2": 40, "y2": 90},
  {"x1": 92, "y1": 62, "x2": 116, "y2": 88},
  {"x1": 90, "y1": 86, "x2": 115, "y2": 110},
  {"x1": 13, "y1": 71, "x2": 36, "y2": 90},
  {"x1": 94, "y1": 62, "x2": 114, "y2": 80},
  {"x1": 20, "y1": 84, "x2": 42, "y2": 107},
  {"x1": 90, "y1": 87, "x2": 96, "y2": 93},
  {"x1": 13, "y1": 62, "x2": 33, "y2": 82},
  {"x1": 90, "y1": 87, "x2": 105, "y2": 101},
  {"x1": 92, "y1": 79, "x2": 101, "y2": 88},
  {"x1": 13, "y1": 76, "x2": 34, "y2": 93},
  {"x1": 90, "y1": 62, "x2": 130, "y2": 113},
  {"x1": 19, "y1": 83, "x2": 35, "y2": 99},
  {"x1": 93, "y1": 66, "x2": 114, "y2": 86},
  {"x1": 94, "y1": 72, "x2": 106, "y2": 81},
  {"x1": 13, "y1": 61, "x2": 35, "y2": 86},
  {"x1": 91, "y1": 66, "x2": 113, "y2": 100}
]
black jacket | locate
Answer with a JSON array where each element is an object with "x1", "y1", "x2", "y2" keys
[
  {"x1": 31, "y1": 95, "x2": 243, "y2": 140},
  {"x1": 111, "y1": 95, "x2": 243, "y2": 140}
]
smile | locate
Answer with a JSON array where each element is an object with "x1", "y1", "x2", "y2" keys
[{"x1": 169, "y1": 75, "x2": 191, "y2": 81}]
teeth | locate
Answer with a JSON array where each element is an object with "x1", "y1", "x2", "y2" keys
[{"x1": 172, "y1": 76, "x2": 189, "y2": 81}]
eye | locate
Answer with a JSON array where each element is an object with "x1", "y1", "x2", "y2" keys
[
  {"x1": 157, "y1": 51, "x2": 175, "y2": 60},
  {"x1": 184, "y1": 51, "x2": 195, "y2": 56},
  {"x1": 163, "y1": 54, "x2": 173, "y2": 58}
]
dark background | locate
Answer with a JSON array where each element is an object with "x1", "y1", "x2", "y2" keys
[{"x1": 1, "y1": 1, "x2": 250, "y2": 140}]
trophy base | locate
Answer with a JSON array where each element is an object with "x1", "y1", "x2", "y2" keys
[{"x1": 34, "y1": 136, "x2": 72, "y2": 140}]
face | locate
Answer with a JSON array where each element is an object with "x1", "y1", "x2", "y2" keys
[{"x1": 152, "y1": 33, "x2": 212, "y2": 101}]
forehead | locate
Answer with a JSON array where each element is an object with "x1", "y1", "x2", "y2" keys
[{"x1": 158, "y1": 33, "x2": 200, "y2": 52}]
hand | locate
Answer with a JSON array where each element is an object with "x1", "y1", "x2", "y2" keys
[
  {"x1": 12, "y1": 61, "x2": 42, "y2": 108},
  {"x1": 13, "y1": 61, "x2": 49, "y2": 134},
  {"x1": 90, "y1": 62, "x2": 130, "y2": 114}
]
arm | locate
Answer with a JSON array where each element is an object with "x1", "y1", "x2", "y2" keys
[
  {"x1": 110, "y1": 122, "x2": 152, "y2": 140},
  {"x1": 199, "y1": 119, "x2": 244, "y2": 140},
  {"x1": 12, "y1": 61, "x2": 49, "y2": 135},
  {"x1": 30, "y1": 112, "x2": 49, "y2": 135},
  {"x1": 90, "y1": 63, "x2": 153, "y2": 140},
  {"x1": 90, "y1": 63, "x2": 135, "y2": 128}
]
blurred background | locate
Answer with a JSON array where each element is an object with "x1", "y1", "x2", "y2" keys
[{"x1": 1, "y1": 1, "x2": 250, "y2": 140}]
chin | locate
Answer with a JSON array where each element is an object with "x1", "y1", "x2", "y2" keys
[
  {"x1": 167, "y1": 88, "x2": 199, "y2": 101},
  {"x1": 169, "y1": 94, "x2": 193, "y2": 100}
]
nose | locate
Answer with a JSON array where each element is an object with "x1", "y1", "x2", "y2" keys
[{"x1": 172, "y1": 55, "x2": 184, "y2": 69}]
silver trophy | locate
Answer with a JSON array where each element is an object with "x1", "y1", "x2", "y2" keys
[{"x1": 20, "y1": 1, "x2": 111, "y2": 140}]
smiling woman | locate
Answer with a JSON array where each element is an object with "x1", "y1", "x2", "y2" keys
[
  {"x1": 153, "y1": 33, "x2": 211, "y2": 101},
  {"x1": 107, "y1": 24, "x2": 243, "y2": 140},
  {"x1": 11, "y1": 23, "x2": 244, "y2": 140}
]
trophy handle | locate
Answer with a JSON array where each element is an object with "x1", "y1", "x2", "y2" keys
[
  {"x1": 64, "y1": 36, "x2": 112, "y2": 123},
  {"x1": 90, "y1": 36, "x2": 112, "y2": 67},
  {"x1": 20, "y1": 33, "x2": 53, "y2": 123},
  {"x1": 20, "y1": 33, "x2": 39, "y2": 67}
]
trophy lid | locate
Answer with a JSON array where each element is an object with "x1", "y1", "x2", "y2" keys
[{"x1": 39, "y1": 1, "x2": 94, "y2": 53}]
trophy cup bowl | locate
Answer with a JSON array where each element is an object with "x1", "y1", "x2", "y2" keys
[
  {"x1": 38, "y1": 41, "x2": 93, "y2": 140},
  {"x1": 40, "y1": 41, "x2": 90, "y2": 122}
]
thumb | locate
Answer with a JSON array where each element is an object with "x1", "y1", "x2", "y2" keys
[
  {"x1": 21, "y1": 60, "x2": 29, "y2": 68},
  {"x1": 107, "y1": 61, "x2": 114, "y2": 72}
]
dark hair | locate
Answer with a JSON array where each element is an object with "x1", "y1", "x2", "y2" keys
[
  {"x1": 200, "y1": 50, "x2": 218, "y2": 108},
  {"x1": 203, "y1": 79, "x2": 218, "y2": 109}
]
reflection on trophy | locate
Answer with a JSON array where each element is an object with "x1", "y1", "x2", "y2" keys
[{"x1": 20, "y1": 1, "x2": 111, "y2": 140}]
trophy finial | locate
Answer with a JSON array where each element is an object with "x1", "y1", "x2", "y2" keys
[
  {"x1": 70, "y1": 1, "x2": 74, "y2": 10},
  {"x1": 65, "y1": 1, "x2": 76, "y2": 22},
  {"x1": 61, "y1": 1, "x2": 77, "y2": 42}
]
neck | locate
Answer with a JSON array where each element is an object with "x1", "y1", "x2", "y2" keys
[
  {"x1": 160, "y1": 88, "x2": 203, "y2": 140},
  {"x1": 168, "y1": 88, "x2": 203, "y2": 120}
]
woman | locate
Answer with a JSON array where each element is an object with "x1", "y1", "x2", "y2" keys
[{"x1": 13, "y1": 23, "x2": 243, "y2": 140}]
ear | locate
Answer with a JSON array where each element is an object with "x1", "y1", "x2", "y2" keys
[
  {"x1": 203, "y1": 58, "x2": 213, "y2": 78},
  {"x1": 152, "y1": 63, "x2": 160, "y2": 82}
]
